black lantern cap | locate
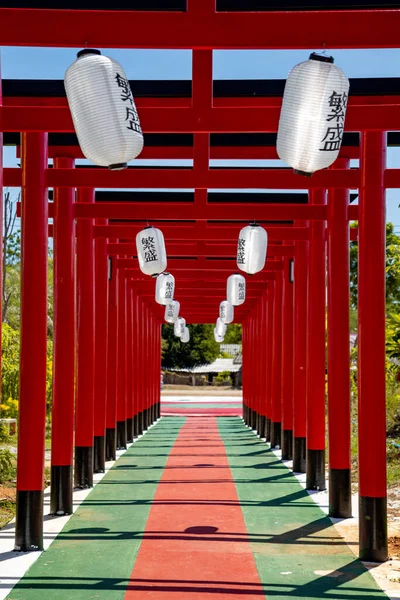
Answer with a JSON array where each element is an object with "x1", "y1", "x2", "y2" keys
[
  {"x1": 309, "y1": 52, "x2": 334, "y2": 64},
  {"x1": 108, "y1": 162, "x2": 128, "y2": 171},
  {"x1": 77, "y1": 48, "x2": 102, "y2": 58},
  {"x1": 294, "y1": 169, "x2": 313, "y2": 178}
]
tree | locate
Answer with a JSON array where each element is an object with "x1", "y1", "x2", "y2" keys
[
  {"x1": 223, "y1": 323, "x2": 242, "y2": 344},
  {"x1": 350, "y1": 222, "x2": 400, "y2": 309},
  {"x1": 2, "y1": 190, "x2": 20, "y2": 323},
  {"x1": 162, "y1": 323, "x2": 220, "y2": 369}
]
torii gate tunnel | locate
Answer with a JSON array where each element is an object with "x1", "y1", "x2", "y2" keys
[{"x1": 0, "y1": 0, "x2": 398, "y2": 564}]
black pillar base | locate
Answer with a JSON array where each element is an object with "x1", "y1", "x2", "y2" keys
[
  {"x1": 105, "y1": 428, "x2": 116, "y2": 461},
  {"x1": 144, "y1": 408, "x2": 149, "y2": 430},
  {"x1": 138, "y1": 411, "x2": 144, "y2": 435},
  {"x1": 50, "y1": 465, "x2": 73, "y2": 515},
  {"x1": 306, "y1": 449, "x2": 326, "y2": 491},
  {"x1": 74, "y1": 447, "x2": 93, "y2": 488},
  {"x1": 126, "y1": 418, "x2": 134, "y2": 443},
  {"x1": 133, "y1": 414, "x2": 139, "y2": 438},
  {"x1": 259, "y1": 415, "x2": 266, "y2": 439},
  {"x1": 116, "y1": 420, "x2": 127, "y2": 450},
  {"x1": 266, "y1": 418, "x2": 271, "y2": 443},
  {"x1": 93, "y1": 435, "x2": 106, "y2": 473},
  {"x1": 247, "y1": 407, "x2": 252, "y2": 427},
  {"x1": 243, "y1": 404, "x2": 248, "y2": 424},
  {"x1": 270, "y1": 421, "x2": 282, "y2": 448},
  {"x1": 251, "y1": 409, "x2": 257, "y2": 431},
  {"x1": 281, "y1": 429, "x2": 293, "y2": 460},
  {"x1": 329, "y1": 468, "x2": 352, "y2": 518},
  {"x1": 15, "y1": 490, "x2": 44, "y2": 552},
  {"x1": 293, "y1": 437, "x2": 306, "y2": 473},
  {"x1": 359, "y1": 496, "x2": 388, "y2": 562}
]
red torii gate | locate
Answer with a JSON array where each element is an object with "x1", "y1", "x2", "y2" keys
[{"x1": 0, "y1": 1, "x2": 394, "y2": 564}]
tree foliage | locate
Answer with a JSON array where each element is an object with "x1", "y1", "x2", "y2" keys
[
  {"x1": 223, "y1": 323, "x2": 242, "y2": 344},
  {"x1": 162, "y1": 324, "x2": 220, "y2": 369},
  {"x1": 350, "y1": 222, "x2": 400, "y2": 309}
]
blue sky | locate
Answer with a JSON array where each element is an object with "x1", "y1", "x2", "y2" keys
[{"x1": 1, "y1": 46, "x2": 399, "y2": 228}]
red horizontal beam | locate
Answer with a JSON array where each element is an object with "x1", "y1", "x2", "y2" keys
[
  {"x1": 107, "y1": 242, "x2": 294, "y2": 257},
  {"x1": 74, "y1": 202, "x2": 329, "y2": 221},
  {"x1": 96, "y1": 225, "x2": 309, "y2": 241},
  {"x1": 0, "y1": 9, "x2": 398, "y2": 50},
  {"x1": 3, "y1": 104, "x2": 400, "y2": 133},
  {"x1": 47, "y1": 167, "x2": 359, "y2": 189},
  {"x1": 117, "y1": 258, "x2": 283, "y2": 271},
  {"x1": 6, "y1": 167, "x2": 359, "y2": 189}
]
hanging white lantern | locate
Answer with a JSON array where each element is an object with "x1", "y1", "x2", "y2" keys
[
  {"x1": 155, "y1": 272, "x2": 175, "y2": 305},
  {"x1": 277, "y1": 53, "x2": 349, "y2": 176},
  {"x1": 174, "y1": 317, "x2": 186, "y2": 337},
  {"x1": 237, "y1": 223, "x2": 268, "y2": 275},
  {"x1": 181, "y1": 326, "x2": 190, "y2": 343},
  {"x1": 214, "y1": 328, "x2": 224, "y2": 343},
  {"x1": 220, "y1": 300, "x2": 234, "y2": 324},
  {"x1": 136, "y1": 226, "x2": 167, "y2": 277},
  {"x1": 165, "y1": 300, "x2": 180, "y2": 324},
  {"x1": 215, "y1": 317, "x2": 227, "y2": 338},
  {"x1": 64, "y1": 49, "x2": 143, "y2": 169},
  {"x1": 227, "y1": 273, "x2": 246, "y2": 306}
]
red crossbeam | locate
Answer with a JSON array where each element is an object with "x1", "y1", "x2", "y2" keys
[{"x1": 0, "y1": 8, "x2": 398, "y2": 49}]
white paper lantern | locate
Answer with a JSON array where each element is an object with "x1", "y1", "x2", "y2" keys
[
  {"x1": 136, "y1": 226, "x2": 167, "y2": 277},
  {"x1": 237, "y1": 223, "x2": 268, "y2": 275},
  {"x1": 227, "y1": 274, "x2": 246, "y2": 306},
  {"x1": 220, "y1": 300, "x2": 234, "y2": 324},
  {"x1": 181, "y1": 326, "x2": 190, "y2": 343},
  {"x1": 155, "y1": 272, "x2": 175, "y2": 305},
  {"x1": 65, "y1": 49, "x2": 143, "y2": 169},
  {"x1": 216, "y1": 317, "x2": 227, "y2": 338},
  {"x1": 174, "y1": 317, "x2": 186, "y2": 337},
  {"x1": 214, "y1": 328, "x2": 224, "y2": 343},
  {"x1": 165, "y1": 300, "x2": 180, "y2": 324},
  {"x1": 277, "y1": 53, "x2": 349, "y2": 176}
]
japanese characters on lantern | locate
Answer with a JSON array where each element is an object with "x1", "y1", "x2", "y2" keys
[
  {"x1": 155, "y1": 272, "x2": 175, "y2": 305},
  {"x1": 165, "y1": 300, "x2": 180, "y2": 324},
  {"x1": 181, "y1": 327, "x2": 190, "y2": 343},
  {"x1": 136, "y1": 226, "x2": 167, "y2": 276},
  {"x1": 174, "y1": 317, "x2": 186, "y2": 338},
  {"x1": 237, "y1": 223, "x2": 268, "y2": 275},
  {"x1": 227, "y1": 273, "x2": 246, "y2": 306},
  {"x1": 65, "y1": 49, "x2": 143, "y2": 169},
  {"x1": 220, "y1": 300, "x2": 234, "y2": 324},
  {"x1": 277, "y1": 53, "x2": 349, "y2": 176}
]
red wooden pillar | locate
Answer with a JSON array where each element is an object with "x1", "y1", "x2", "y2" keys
[
  {"x1": 75, "y1": 188, "x2": 95, "y2": 488},
  {"x1": 258, "y1": 296, "x2": 267, "y2": 438},
  {"x1": 137, "y1": 296, "x2": 145, "y2": 434},
  {"x1": 327, "y1": 159, "x2": 352, "y2": 518},
  {"x1": 50, "y1": 157, "x2": 75, "y2": 515},
  {"x1": 271, "y1": 271, "x2": 283, "y2": 447},
  {"x1": 116, "y1": 266, "x2": 127, "y2": 449},
  {"x1": 242, "y1": 320, "x2": 248, "y2": 424},
  {"x1": 15, "y1": 133, "x2": 48, "y2": 552},
  {"x1": 265, "y1": 282, "x2": 274, "y2": 442},
  {"x1": 281, "y1": 254, "x2": 294, "y2": 460},
  {"x1": 126, "y1": 284, "x2": 134, "y2": 442},
  {"x1": 132, "y1": 291, "x2": 140, "y2": 437},
  {"x1": 358, "y1": 132, "x2": 388, "y2": 562},
  {"x1": 93, "y1": 218, "x2": 108, "y2": 472},
  {"x1": 105, "y1": 248, "x2": 118, "y2": 460},
  {"x1": 306, "y1": 190, "x2": 327, "y2": 491},
  {"x1": 292, "y1": 222, "x2": 309, "y2": 473}
]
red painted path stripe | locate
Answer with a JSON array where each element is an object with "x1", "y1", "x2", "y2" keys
[{"x1": 125, "y1": 416, "x2": 265, "y2": 599}]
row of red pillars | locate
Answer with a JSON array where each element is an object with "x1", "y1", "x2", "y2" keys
[
  {"x1": 15, "y1": 134, "x2": 161, "y2": 551},
  {"x1": 242, "y1": 137, "x2": 388, "y2": 563}
]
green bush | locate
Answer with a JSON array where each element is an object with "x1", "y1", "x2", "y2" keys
[
  {"x1": 215, "y1": 371, "x2": 231, "y2": 384},
  {"x1": 0, "y1": 448, "x2": 15, "y2": 484},
  {"x1": 0, "y1": 425, "x2": 10, "y2": 444}
]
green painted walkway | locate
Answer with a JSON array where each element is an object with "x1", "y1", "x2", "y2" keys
[{"x1": 7, "y1": 417, "x2": 387, "y2": 600}]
